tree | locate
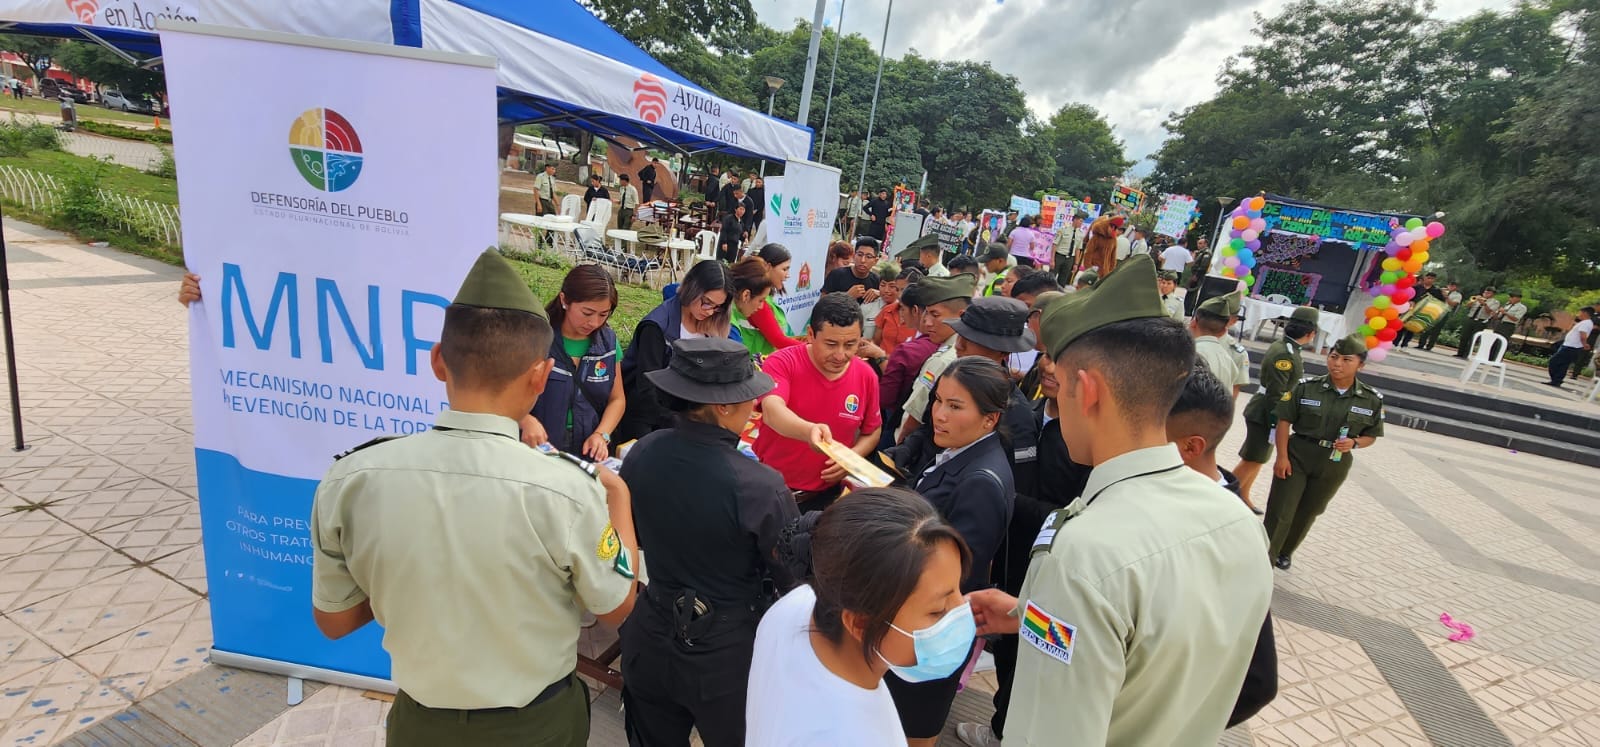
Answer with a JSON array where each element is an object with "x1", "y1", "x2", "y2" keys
[
  {"x1": 578, "y1": 0, "x2": 757, "y2": 55},
  {"x1": 0, "y1": 34, "x2": 60, "y2": 81},
  {"x1": 1029, "y1": 103, "x2": 1131, "y2": 204},
  {"x1": 54, "y1": 42, "x2": 165, "y2": 97}
]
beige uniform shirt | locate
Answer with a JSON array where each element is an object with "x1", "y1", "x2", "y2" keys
[
  {"x1": 900, "y1": 343, "x2": 957, "y2": 439},
  {"x1": 533, "y1": 172, "x2": 558, "y2": 202},
  {"x1": 311, "y1": 410, "x2": 632, "y2": 709},
  {"x1": 619, "y1": 184, "x2": 639, "y2": 210},
  {"x1": 1194, "y1": 335, "x2": 1250, "y2": 390},
  {"x1": 1161, "y1": 294, "x2": 1184, "y2": 321},
  {"x1": 1500, "y1": 302, "x2": 1527, "y2": 325},
  {"x1": 1008, "y1": 444, "x2": 1273, "y2": 745}
]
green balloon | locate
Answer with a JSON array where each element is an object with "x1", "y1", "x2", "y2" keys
[
  {"x1": 1231, "y1": 238, "x2": 1246, "y2": 250},
  {"x1": 1222, "y1": 246, "x2": 1237, "y2": 257},
  {"x1": 1380, "y1": 271, "x2": 1398, "y2": 284},
  {"x1": 1406, "y1": 217, "x2": 1424, "y2": 230},
  {"x1": 1359, "y1": 324, "x2": 1375, "y2": 336},
  {"x1": 1373, "y1": 296, "x2": 1392, "y2": 310}
]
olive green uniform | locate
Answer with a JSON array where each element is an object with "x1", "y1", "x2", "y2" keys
[
  {"x1": 1238, "y1": 338, "x2": 1302, "y2": 463},
  {"x1": 1264, "y1": 375, "x2": 1385, "y2": 559}
]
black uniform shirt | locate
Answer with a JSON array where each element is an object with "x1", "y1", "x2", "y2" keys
[
  {"x1": 821, "y1": 266, "x2": 880, "y2": 297},
  {"x1": 622, "y1": 419, "x2": 799, "y2": 605}
]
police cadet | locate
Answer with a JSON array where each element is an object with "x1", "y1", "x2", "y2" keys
[
  {"x1": 898, "y1": 274, "x2": 978, "y2": 440},
  {"x1": 1190, "y1": 289, "x2": 1250, "y2": 398},
  {"x1": 1265, "y1": 333, "x2": 1385, "y2": 570},
  {"x1": 967, "y1": 255, "x2": 1272, "y2": 746},
  {"x1": 310, "y1": 251, "x2": 639, "y2": 746},
  {"x1": 619, "y1": 337, "x2": 799, "y2": 746},
  {"x1": 1157, "y1": 270, "x2": 1185, "y2": 320},
  {"x1": 1232, "y1": 306, "x2": 1320, "y2": 507}
]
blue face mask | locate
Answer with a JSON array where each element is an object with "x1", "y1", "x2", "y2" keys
[{"x1": 877, "y1": 602, "x2": 977, "y2": 683}]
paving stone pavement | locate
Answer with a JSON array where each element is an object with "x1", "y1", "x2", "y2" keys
[{"x1": 1, "y1": 218, "x2": 1598, "y2": 745}]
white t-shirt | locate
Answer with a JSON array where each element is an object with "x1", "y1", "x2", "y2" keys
[
  {"x1": 1564, "y1": 318, "x2": 1594, "y2": 348},
  {"x1": 1161, "y1": 245, "x2": 1194, "y2": 271},
  {"x1": 746, "y1": 585, "x2": 905, "y2": 746}
]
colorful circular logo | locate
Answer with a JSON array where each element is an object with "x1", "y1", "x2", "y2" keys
[
  {"x1": 592, "y1": 360, "x2": 609, "y2": 379},
  {"x1": 633, "y1": 74, "x2": 668, "y2": 123},
  {"x1": 288, "y1": 108, "x2": 363, "y2": 192},
  {"x1": 844, "y1": 394, "x2": 860, "y2": 414}
]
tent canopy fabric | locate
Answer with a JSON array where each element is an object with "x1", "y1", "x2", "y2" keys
[{"x1": 0, "y1": 0, "x2": 810, "y2": 160}]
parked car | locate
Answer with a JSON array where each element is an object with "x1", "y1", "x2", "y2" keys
[
  {"x1": 100, "y1": 89, "x2": 152, "y2": 113},
  {"x1": 38, "y1": 78, "x2": 90, "y2": 104}
]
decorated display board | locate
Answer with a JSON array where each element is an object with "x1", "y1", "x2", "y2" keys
[
  {"x1": 1260, "y1": 199, "x2": 1396, "y2": 248},
  {"x1": 976, "y1": 210, "x2": 1007, "y2": 246},
  {"x1": 1009, "y1": 195, "x2": 1042, "y2": 216},
  {"x1": 1253, "y1": 267, "x2": 1321, "y2": 305},
  {"x1": 167, "y1": 23, "x2": 498, "y2": 687},
  {"x1": 767, "y1": 160, "x2": 844, "y2": 333},
  {"x1": 884, "y1": 186, "x2": 917, "y2": 245},
  {"x1": 1154, "y1": 194, "x2": 1199, "y2": 240},
  {"x1": 1110, "y1": 183, "x2": 1143, "y2": 212}
]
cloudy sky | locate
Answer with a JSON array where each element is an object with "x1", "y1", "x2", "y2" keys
[{"x1": 754, "y1": 0, "x2": 1513, "y2": 175}]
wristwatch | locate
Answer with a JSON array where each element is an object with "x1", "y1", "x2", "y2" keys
[{"x1": 599, "y1": 431, "x2": 612, "y2": 444}]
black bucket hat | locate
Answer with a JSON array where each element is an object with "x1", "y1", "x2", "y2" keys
[
  {"x1": 645, "y1": 338, "x2": 775, "y2": 405},
  {"x1": 946, "y1": 296, "x2": 1037, "y2": 353}
]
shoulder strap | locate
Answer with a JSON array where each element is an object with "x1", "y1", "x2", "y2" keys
[{"x1": 334, "y1": 435, "x2": 403, "y2": 461}]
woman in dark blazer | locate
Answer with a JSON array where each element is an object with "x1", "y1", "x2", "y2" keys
[{"x1": 889, "y1": 355, "x2": 1016, "y2": 747}]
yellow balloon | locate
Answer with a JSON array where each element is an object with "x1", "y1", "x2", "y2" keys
[
  {"x1": 1413, "y1": 251, "x2": 1430, "y2": 264},
  {"x1": 1381, "y1": 258, "x2": 1402, "y2": 272},
  {"x1": 1370, "y1": 316, "x2": 1388, "y2": 330}
]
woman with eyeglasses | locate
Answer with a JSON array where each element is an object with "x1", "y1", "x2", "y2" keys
[
  {"x1": 747, "y1": 488, "x2": 974, "y2": 746},
  {"x1": 617, "y1": 260, "x2": 734, "y2": 443}
]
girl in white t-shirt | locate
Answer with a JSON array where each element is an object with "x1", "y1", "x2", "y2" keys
[{"x1": 746, "y1": 488, "x2": 976, "y2": 746}]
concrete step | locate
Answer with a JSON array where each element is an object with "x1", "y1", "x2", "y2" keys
[
  {"x1": 1384, "y1": 405, "x2": 1600, "y2": 469},
  {"x1": 1391, "y1": 394, "x2": 1600, "y2": 451}
]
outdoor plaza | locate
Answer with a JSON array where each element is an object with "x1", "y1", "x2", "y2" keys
[{"x1": 0, "y1": 220, "x2": 1596, "y2": 745}]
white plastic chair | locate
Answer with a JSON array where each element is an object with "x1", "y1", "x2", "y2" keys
[
  {"x1": 1586, "y1": 376, "x2": 1600, "y2": 403},
  {"x1": 694, "y1": 230, "x2": 718, "y2": 265},
  {"x1": 559, "y1": 194, "x2": 583, "y2": 220},
  {"x1": 583, "y1": 198, "x2": 613, "y2": 232},
  {"x1": 1459, "y1": 330, "x2": 1508, "y2": 389}
]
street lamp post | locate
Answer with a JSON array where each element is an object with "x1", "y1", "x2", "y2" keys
[{"x1": 761, "y1": 76, "x2": 785, "y2": 178}]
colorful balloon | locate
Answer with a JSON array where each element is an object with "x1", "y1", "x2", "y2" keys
[
  {"x1": 1413, "y1": 251, "x2": 1429, "y2": 264},
  {"x1": 1246, "y1": 240, "x2": 1261, "y2": 250},
  {"x1": 1405, "y1": 217, "x2": 1424, "y2": 230},
  {"x1": 1403, "y1": 258, "x2": 1424, "y2": 274},
  {"x1": 1396, "y1": 275, "x2": 1416, "y2": 289},
  {"x1": 1370, "y1": 316, "x2": 1388, "y2": 331},
  {"x1": 1381, "y1": 258, "x2": 1402, "y2": 272},
  {"x1": 1394, "y1": 302, "x2": 1411, "y2": 314},
  {"x1": 1241, "y1": 229, "x2": 1259, "y2": 242},
  {"x1": 1231, "y1": 238, "x2": 1246, "y2": 250},
  {"x1": 1368, "y1": 346, "x2": 1389, "y2": 362},
  {"x1": 1232, "y1": 216, "x2": 1250, "y2": 230},
  {"x1": 1249, "y1": 218, "x2": 1267, "y2": 233},
  {"x1": 1425, "y1": 221, "x2": 1445, "y2": 239},
  {"x1": 1410, "y1": 239, "x2": 1429, "y2": 254},
  {"x1": 1377, "y1": 327, "x2": 1397, "y2": 342},
  {"x1": 1379, "y1": 284, "x2": 1397, "y2": 297},
  {"x1": 1249, "y1": 196, "x2": 1266, "y2": 211},
  {"x1": 1365, "y1": 306, "x2": 1383, "y2": 320},
  {"x1": 1221, "y1": 245, "x2": 1237, "y2": 257},
  {"x1": 1365, "y1": 335, "x2": 1381, "y2": 350},
  {"x1": 1382, "y1": 307, "x2": 1400, "y2": 321},
  {"x1": 1372, "y1": 296, "x2": 1391, "y2": 310},
  {"x1": 1239, "y1": 250, "x2": 1255, "y2": 265},
  {"x1": 1395, "y1": 287, "x2": 1416, "y2": 303},
  {"x1": 1396, "y1": 233, "x2": 1415, "y2": 248}
]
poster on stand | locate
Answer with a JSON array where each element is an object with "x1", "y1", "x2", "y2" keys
[
  {"x1": 768, "y1": 160, "x2": 843, "y2": 333},
  {"x1": 1154, "y1": 194, "x2": 1200, "y2": 239},
  {"x1": 165, "y1": 22, "x2": 498, "y2": 686}
]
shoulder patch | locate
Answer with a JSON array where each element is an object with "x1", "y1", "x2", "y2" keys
[
  {"x1": 1021, "y1": 600, "x2": 1076, "y2": 665},
  {"x1": 1232, "y1": 343, "x2": 1247, "y2": 354},
  {"x1": 1275, "y1": 359, "x2": 1293, "y2": 371},
  {"x1": 597, "y1": 523, "x2": 620, "y2": 560},
  {"x1": 1281, "y1": 391, "x2": 1292, "y2": 401},
  {"x1": 333, "y1": 435, "x2": 402, "y2": 461}
]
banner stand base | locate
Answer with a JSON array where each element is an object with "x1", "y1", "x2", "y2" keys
[{"x1": 210, "y1": 649, "x2": 397, "y2": 695}]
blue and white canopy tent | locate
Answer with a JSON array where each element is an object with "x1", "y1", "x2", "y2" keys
[{"x1": 0, "y1": 0, "x2": 812, "y2": 161}]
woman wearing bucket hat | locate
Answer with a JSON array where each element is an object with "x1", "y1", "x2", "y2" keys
[{"x1": 619, "y1": 337, "x2": 800, "y2": 747}]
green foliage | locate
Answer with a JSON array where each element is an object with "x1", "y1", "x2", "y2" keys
[
  {"x1": 577, "y1": 0, "x2": 757, "y2": 55},
  {"x1": 53, "y1": 41, "x2": 166, "y2": 98},
  {"x1": 147, "y1": 147, "x2": 176, "y2": 179},
  {"x1": 78, "y1": 120, "x2": 172, "y2": 143},
  {"x1": 55, "y1": 157, "x2": 118, "y2": 231},
  {"x1": 0, "y1": 119, "x2": 61, "y2": 157},
  {"x1": 1029, "y1": 104, "x2": 1131, "y2": 204},
  {"x1": 0, "y1": 35, "x2": 60, "y2": 80}
]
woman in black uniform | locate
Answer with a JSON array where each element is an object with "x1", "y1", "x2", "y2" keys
[
  {"x1": 888, "y1": 356, "x2": 1016, "y2": 747},
  {"x1": 619, "y1": 337, "x2": 800, "y2": 747}
]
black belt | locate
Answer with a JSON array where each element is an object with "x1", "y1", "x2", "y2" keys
[
  {"x1": 1293, "y1": 434, "x2": 1338, "y2": 449},
  {"x1": 643, "y1": 584, "x2": 763, "y2": 647},
  {"x1": 792, "y1": 485, "x2": 842, "y2": 505},
  {"x1": 400, "y1": 672, "x2": 572, "y2": 714}
]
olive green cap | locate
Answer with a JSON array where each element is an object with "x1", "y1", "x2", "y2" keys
[
  {"x1": 919, "y1": 273, "x2": 978, "y2": 306},
  {"x1": 1029, "y1": 290, "x2": 1068, "y2": 314},
  {"x1": 1041, "y1": 255, "x2": 1166, "y2": 359},
  {"x1": 1074, "y1": 270, "x2": 1099, "y2": 286},
  {"x1": 1332, "y1": 333, "x2": 1368, "y2": 356},
  {"x1": 1157, "y1": 270, "x2": 1180, "y2": 282},
  {"x1": 451, "y1": 250, "x2": 546, "y2": 319},
  {"x1": 1289, "y1": 306, "x2": 1320, "y2": 324},
  {"x1": 897, "y1": 232, "x2": 942, "y2": 259},
  {"x1": 1197, "y1": 289, "x2": 1242, "y2": 318}
]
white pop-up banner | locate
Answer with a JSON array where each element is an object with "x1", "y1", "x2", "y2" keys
[
  {"x1": 767, "y1": 159, "x2": 842, "y2": 333},
  {"x1": 163, "y1": 22, "x2": 497, "y2": 686}
]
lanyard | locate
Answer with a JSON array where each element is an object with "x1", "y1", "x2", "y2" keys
[
  {"x1": 1082, "y1": 464, "x2": 1185, "y2": 509},
  {"x1": 432, "y1": 424, "x2": 519, "y2": 443}
]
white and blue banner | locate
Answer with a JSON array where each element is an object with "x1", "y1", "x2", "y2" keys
[
  {"x1": 164, "y1": 24, "x2": 497, "y2": 683},
  {"x1": 767, "y1": 159, "x2": 842, "y2": 333}
]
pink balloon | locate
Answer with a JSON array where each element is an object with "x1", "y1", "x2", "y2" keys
[
  {"x1": 1223, "y1": 256, "x2": 1241, "y2": 268},
  {"x1": 1249, "y1": 218, "x2": 1267, "y2": 233},
  {"x1": 1238, "y1": 280, "x2": 1251, "y2": 293},
  {"x1": 1241, "y1": 229, "x2": 1259, "y2": 242},
  {"x1": 1395, "y1": 302, "x2": 1412, "y2": 314},
  {"x1": 1425, "y1": 221, "x2": 1445, "y2": 239},
  {"x1": 1379, "y1": 284, "x2": 1397, "y2": 296},
  {"x1": 1396, "y1": 233, "x2": 1415, "y2": 247},
  {"x1": 1368, "y1": 347, "x2": 1389, "y2": 363}
]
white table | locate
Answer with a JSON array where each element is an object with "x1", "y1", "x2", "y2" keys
[
  {"x1": 644, "y1": 237, "x2": 697, "y2": 280},
  {"x1": 605, "y1": 229, "x2": 639, "y2": 253},
  {"x1": 1240, "y1": 297, "x2": 1347, "y2": 354}
]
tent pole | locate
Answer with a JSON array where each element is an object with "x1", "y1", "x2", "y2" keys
[
  {"x1": 855, "y1": 0, "x2": 893, "y2": 198},
  {"x1": 0, "y1": 207, "x2": 26, "y2": 451},
  {"x1": 816, "y1": 0, "x2": 847, "y2": 161},
  {"x1": 796, "y1": 0, "x2": 827, "y2": 129}
]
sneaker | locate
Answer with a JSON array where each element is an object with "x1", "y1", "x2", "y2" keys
[{"x1": 957, "y1": 722, "x2": 1002, "y2": 747}]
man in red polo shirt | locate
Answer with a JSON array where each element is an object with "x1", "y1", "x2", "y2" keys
[{"x1": 756, "y1": 292, "x2": 883, "y2": 513}]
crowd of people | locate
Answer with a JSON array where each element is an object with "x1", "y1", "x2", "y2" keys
[{"x1": 177, "y1": 196, "x2": 1405, "y2": 745}]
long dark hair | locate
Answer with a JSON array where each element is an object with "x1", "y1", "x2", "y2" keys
[
  {"x1": 677, "y1": 259, "x2": 734, "y2": 335},
  {"x1": 810, "y1": 488, "x2": 972, "y2": 663},
  {"x1": 545, "y1": 264, "x2": 617, "y2": 339}
]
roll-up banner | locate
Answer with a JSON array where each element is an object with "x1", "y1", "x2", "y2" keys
[{"x1": 163, "y1": 21, "x2": 498, "y2": 685}]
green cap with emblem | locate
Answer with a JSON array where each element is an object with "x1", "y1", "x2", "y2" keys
[
  {"x1": 1332, "y1": 333, "x2": 1368, "y2": 356},
  {"x1": 1040, "y1": 254, "x2": 1167, "y2": 359},
  {"x1": 1157, "y1": 270, "x2": 1180, "y2": 282},
  {"x1": 452, "y1": 250, "x2": 546, "y2": 319},
  {"x1": 1074, "y1": 270, "x2": 1099, "y2": 287},
  {"x1": 1290, "y1": 306, "x2": 1320, "y2": 324},
  {"x1": 918, "y1": 273, "x2": 978, "y2": 305},
  {"x1": 897, "y1": 232, "x2": 943, "y2": 259},
  {"x1": 1197, "y1": 288, "x2": 1243, "y2": 318}
]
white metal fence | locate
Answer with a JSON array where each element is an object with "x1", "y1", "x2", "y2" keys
[{"x1": 0, "y1": 164, "x2": 182, "y2": 246}]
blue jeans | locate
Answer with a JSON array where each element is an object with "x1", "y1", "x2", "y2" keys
[{"x1": 1548, "y1": 345, "x2": 1581, "y2": 385}]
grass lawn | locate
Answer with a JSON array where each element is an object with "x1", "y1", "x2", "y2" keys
[
  {"x1": 509, "y1": 258, "x2": 662, "y2": 348},
  {"x1": 0, "y1": 98, "x2": 162, "y2": 126},
  {"x1": 0, "y1": 148, "x2": 178, "y2": 204}
]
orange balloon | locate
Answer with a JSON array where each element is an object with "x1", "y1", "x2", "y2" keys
[
  {"x1": 1411, "y1": 239, "x2": 1429, "y2": 254},
  {"x1": 1250, "y1": 196, "x2": 1266, "y2": 211},
  {"x1": 1365, "y1": 336, "x2": 1381, "y2": 350},
  {"x1": 1382, "y1": 307, "x2": 1400, "y2": 321},
  {"x1": 1231, "y1": 216, "x2": 1250, "y2": 230},
  {"x1": 1364, "y1": 307, "x2": 1380, "y2": 319},
  {"x1": 1403, "y1": 258, "x2": 1425, "y2": 274}
]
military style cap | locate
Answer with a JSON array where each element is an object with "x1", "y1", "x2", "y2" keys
[
  {"x1": 1290, "y1": 306, "x2": 1320, "y2": 324},
  {"x1": 919, "y1": 273, "x2": 978, "y2": 306},
  {"x1": 1040, "y1": 255, "x2": 1166, "y2": 359},
  {"x1": 452, "y1": 250, "x2": 546, "y2": 319},
  {"x1": 1506, "y1": 289, "x2": 1522, "y2": 297},
  {"x1": 646, "y1": 338, "x2": 775, "y2": 405},
  {"x1": 1197, "y1": 289, "x2": 1243, "y2": 318},
  {"x1": 946, "y1": 296, "x2": 1037, "y2": 353},
  {"x1": 1030, "y1": 290, "x2": 1068, "y2": 314},
  {"x1": 897, "y1": 232, "x2": 942, "y2": 259},
  {"x1": 1074, "y1": 270, "x2": 1099, "y2": 287},
  {"x1": 1157, "y1": 270, "x2": 1180, "y2": 282},
  {"x1": 1332, "y1": 334, "x2": 1368, "y2": 357}
]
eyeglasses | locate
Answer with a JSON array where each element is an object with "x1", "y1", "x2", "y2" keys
[{"x1": 696, "y1": 296, "x2": 728, "y2": 311}]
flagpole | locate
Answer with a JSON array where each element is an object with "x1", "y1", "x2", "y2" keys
[
  {"x1": 854, "y1": 0, "x2": 893, "y2": 198},
  {"x1": 816, "y1": 0, "x2": 847, "y2": 161}
]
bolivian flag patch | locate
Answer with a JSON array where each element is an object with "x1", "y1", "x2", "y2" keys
[
  {"x1": 919, "y1": 369, "x2": 937, "y2": 388},
  {"x1": 1021, "y1": 600, "x2": 1075, "y2": 665}
]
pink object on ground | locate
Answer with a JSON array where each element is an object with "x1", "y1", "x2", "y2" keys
[{"x1": 1439, "y1": 613, "x2": 1475, "y2": 642}]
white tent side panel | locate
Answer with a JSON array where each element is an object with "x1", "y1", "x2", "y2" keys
[
  {"x1": 0, "y1": 0, "x2": 396, "y2": 44},
  {"x1": 419, "y1": 0, "x2": 811, "y2": 161}
]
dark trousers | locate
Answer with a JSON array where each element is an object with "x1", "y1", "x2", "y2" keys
[
  {"x1": 1417, "y1": 312, "x2": 1454, "y2": 350},
  {"x1": 641, "y1": 182, "x2": 656, "y2": 202},
  {"x1": 1456, "y1": 318, "x2": 1489, "y2": 358},
  {"x1": 1548, "y1": 345, "x2": 1583, "y2": 385},
  {"x1": 387, "y1": 674, "x2": 589, "y2": 747},
  {"x1": 1263, "y1": 437, "x2": 1353, "y2": 559},
  {"x1": 617, "y1": 207, "x2": 634, "y2": 231},
  {"x1": 621, "y1": 591, "x2": 757, "y2": 747},
  {"x1": 1491, "y1": 322, "x2": 1518, "y2": 360},
  {"x1": 537, "y1": 196, "x2": 558, "y2": 216},
  {"x1": 1394, "y1": 328, "x2": 1416, "y2": 348},
  {"x1": 1054, "y1": 254, "x2": 1074, "y2": 286}
]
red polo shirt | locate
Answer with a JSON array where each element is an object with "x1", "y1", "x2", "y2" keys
[{"x1": 755, "y1": 345, "x2": 882, "y2": 491}]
